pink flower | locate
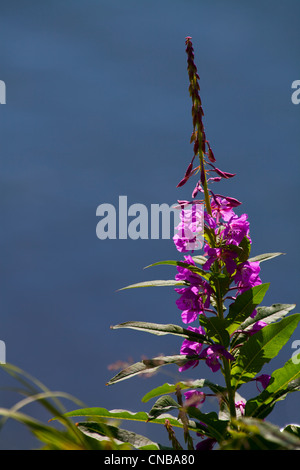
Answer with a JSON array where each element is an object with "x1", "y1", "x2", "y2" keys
[
  {"x1": 179, "y1": 326, "x2": 205, "y2": 371},
  {"x1": 175, "y1": 255, "x2": 212, "y2": 323},
  {"x1": 235, "y1": 400, "x2": 246, "y2": 415},
  {"x1": 248, "y1": 320, "x2": 267, "y2": 335},
  {"x1": 234, "y1": 261, "x2": 261, "y2": 294},
  {"x1": 175, "y1": 255, "x2": 203, "y2": 285},
  {"x1": 175, "y1": 286, "x2": 206, "y2": 323},
  {"x1": 199, "y1": 345, "x2": 235, "y2": 372},
  {"x1": 222, "y1": 213, "x2": 250, "y2": 245},
  {"x1": 203, "y1": 246, "x2": 238, "y2": 275},
  {"x1": 210, "y1": 196, "x2": 237, "y2": 222},
  {"x1": 253, "y1": 374, "x2": 271, "y2": 391},
  {"x1": 184, "y1": 390, "x2": 206, "y2": 407},
  {"x1": 196, "y1": 437, "x2": 216, "y2": 450}
]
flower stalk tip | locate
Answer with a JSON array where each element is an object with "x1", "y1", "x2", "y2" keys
[{"x1": 173, "y1": 37, "x2": 268, "y2": 422}]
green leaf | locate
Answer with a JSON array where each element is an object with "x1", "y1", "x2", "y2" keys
[
  {"x1": 245, "y1": 357, "x2": 300, "y2": 419},
  {"x1": 248, "y1": 252, "x2": 285, "y2": 263},
  {"x1": 219, "y1": 391, "x2": 246, "y2": 421},
  {"x1": 200, "y1": 316, "x2": 230, "y2": 348},
  {"x1": 191, "y1": 255, "x2": 207, "y2": 265},
  {"x1": 210, "y1": 272, "x2": 231, "y2": 299},
  {"x1": 0, "y1": 407, "x2": 98, "y2": 450},
  {"x1": 58, "y1": 407, "x2": 201, "y2": 433},
  {"x1": 110, "y1": 321, "x2": 211, "y2": 344},
  {"x1": 239, "y1": 303, "x2": 296, "y2": 330},
  {"x1": 283, "y1": 424, "x2": 300, "y2": 440},
  {"x1": 142, "y1": 380, "x2": 225, "y2": 403},
  {"x1": 231, "y1": 304, "x2": 296, "y2": 348},
  {"x1": 235, "y1": 304, "x2": 296, "y2": 343},
  {"x1": 118, "y1": 279, "x2": 187, "y2": 290},
  {"x1": 221, "y1": 417, "x2": 300, "y2": 450},
  {"x1": 144, "y1": 260, "x2": 209, "y2": 280},
  {"x1": 236, "y1": 236, "x2": 251, "y2": 263},
  {"x1": 106, "y1": 355, "x2": 199, "y2": 386},
  {"x1": 231, "y1": 314, "x2": 300, "y2": 389},
  {"x1": 225, "y1": 283, "x2": 270, "y2": 335},
  {"x1": 204, "y1": 225, "x2": 216, "y2": 247},
  {"x1": 186, "y1": 407, "x2": 228, "y2": 442},
  {"x1": 147, "y1": 396, "x2": 180, "y2": 420},
  {"x1": 76, "y1": 421, "x2": 165, "y2": 450},
  {"x1": 224, "y1": 241, "x2": 248, "y2": 262}
]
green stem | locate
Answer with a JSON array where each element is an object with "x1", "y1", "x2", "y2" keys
[
  {"x1": 215, "y1": 276, "x2": 236, "y2": 419},
  {"x1": 202, "y1": 167, "x2": 212, "y2": 216},
  {"x1": 223, "y1": 359, "x2": 236, "y2": 419},
  {"x1": 197, "y1": 122, "x2": 212, "y2": 216}
]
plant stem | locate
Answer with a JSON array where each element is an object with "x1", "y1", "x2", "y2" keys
[
  {"x1": 197, "y1": 122, "x2": 212, "y2": 216},
  {"x1": 222, "y1": 359, "x2": 236, "y2": 419},
  {"x1": 215, "y1": 275, "x2": 236, "y2": 419}
]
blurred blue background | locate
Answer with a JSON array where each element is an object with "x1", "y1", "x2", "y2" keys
[{"x1": 0, "y1": 0, "x2": 299, "y2": 449}]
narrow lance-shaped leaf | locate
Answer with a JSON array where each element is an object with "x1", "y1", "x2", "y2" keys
[
  {"x1": 142, "y1": 380, "x2": 225, "y2": 403},
  {"x1": 248, "y1": 252, "x2": 285, "y2": 263},
  {"x1": 118, "y1": 280, "x2": 187, "y2": 290},
  {"x1": 283, "y1": 425, "x2": 300, "y2": 440},
  {"x1": 0, "y1": 408, "x2": 90, "y2": 450},
  {"x1": 144, "y1": 260, "x2": 209, "y2": 280},
  {"x1": 54, "y1": 407, "x2": 201, "y2": 433},
  {"x1": 106, "y1": 355, "x2": 200, "y2": 386},
  {"x1": 147, "y1": 396, "x2": 180, "y2": 421},
  {"x1": 225, "y1": 283, "x2": 270, "y2": 335},
  {"x1": 110, "y1": 321, "x2": 211, "y2": 344},
  {"x1": 231, "y1": 303, "x2": 296, "y2": 348},
  {"x1": 235, "y1": 236, "x2": 251, "y2": 263},
  {"x1": 76, "y1": 421, "x2": 165, "y2": 450},
  {"x1": 231, "y1": 313, "x2": 300, "y2": 389},
  {"x1": 186, "y1": 407, "x2": 228, "y2": 442},
  {"x1": 191, "y1": 255, "x2": 207, "y2": 265},
  {"x1": 225, "y1": 418, "x2": 300, "y2": 450},
  {"x1": 239, "y1": 303, "x2": 296, "y2": 332},
  {"x1": 245, "y1": 357, "x2": 300, "y2": 419},
  {"x1": 200, "y1": 316, "x2": 230, "y2": 348}
]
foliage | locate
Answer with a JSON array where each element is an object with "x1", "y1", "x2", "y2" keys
[
  {"x1": 0, "y1": 37, "x2": 299, "y2": 451},
  {"x1": 89, "y1": 37, "x2": 299, "y2": 450},
  {"x1": 0, "y1": 363, "x2": 125, "y2": 449}
]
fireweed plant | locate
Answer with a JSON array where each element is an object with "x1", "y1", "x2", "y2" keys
[{"x1": 59, "y1": 38, "x2": 300, "y2": 450}]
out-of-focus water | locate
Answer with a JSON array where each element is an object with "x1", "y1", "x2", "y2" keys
[{"x1": 0, "y1": 0, "x2": 299, "y2": 449}]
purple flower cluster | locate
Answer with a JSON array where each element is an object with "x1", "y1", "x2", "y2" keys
[
  {"x1": 234, "y1": 260, "x2": 261, "y2": 294},
  {"x1": 199, "y1": 345, "x2": 235, "y2": 373},
  {"x1": 203, "y1": 201, "x2": 252, "y2": 274},
  {"x1": 173, "y1": 37, "x2": 267, "y2": 388},
  {"x1": 203, "y1": 195, "x2": 262, "y2": 292},
  {"x1": 175, "y1": 256, "x2": 212, "y2": 324},
  {"x1": 179, "y1": 326, "x2": 205, "y2": 371},
  {"x1": 179, "y1": 326, "x2": 235, "y2": 373},
  {"x1": 184, "y1": 389, "x2": 206, "y2": 407},
  {"x1": 166, "y1": 38, "x2": 275, "y2": 448},
  {"x1": 173, "y1": 196, "x2": 265, "y2": 374}
]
